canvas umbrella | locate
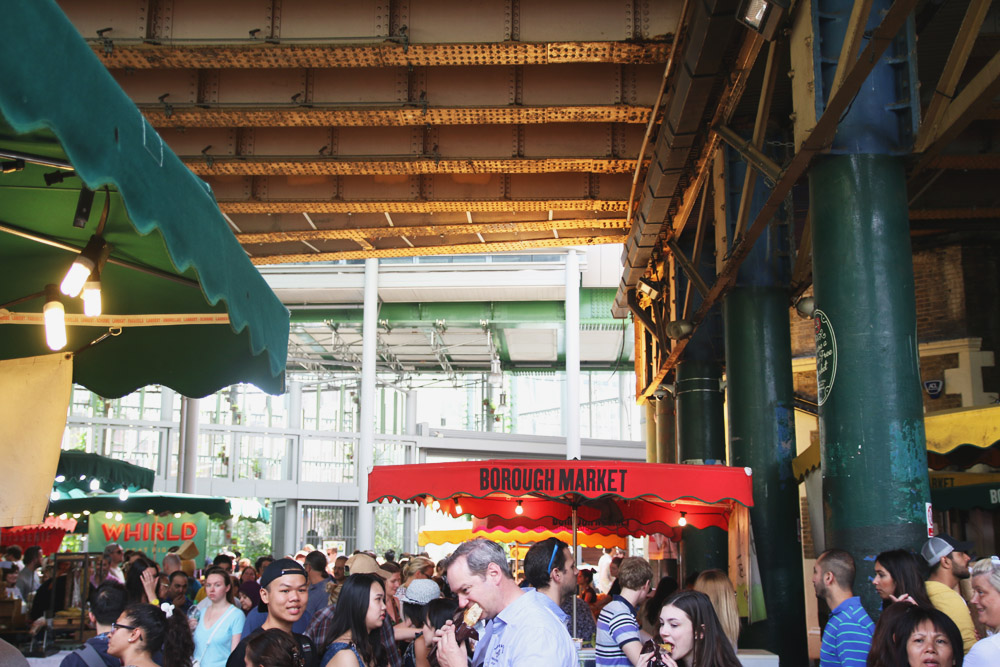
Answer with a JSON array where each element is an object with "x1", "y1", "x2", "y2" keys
[
  {"x1": 370, "y1": 459, "x2": 752, "y2": 630},
  {"x1": 368, "y1": 459, "x2": 753, "y2": 536},
  {"x1": 0, "y1": 0, "x2": 288, "y2": 399}
]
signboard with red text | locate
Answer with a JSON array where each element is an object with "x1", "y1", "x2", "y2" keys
[{"x1": 88, "y1": 512, "x2": 207, "y2": 562}]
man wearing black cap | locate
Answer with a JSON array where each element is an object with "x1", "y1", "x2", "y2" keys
[
  {"x1": 226, "y1": 558, "x2": 320, "y2": 667},
  {"x1": 922, "y1": 534, "x2": 977, "y2": 654}
]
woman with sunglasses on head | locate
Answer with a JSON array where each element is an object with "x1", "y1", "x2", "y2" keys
[
  {"x1": 107, "y1": 602, "x2": 194, "y2": 667},
  {"x1": 965, "y1": 557, "x2": 1000, "y2": 666},
  {"x1": 644, "y1": 590, "x2": 741, "y2": 667}
]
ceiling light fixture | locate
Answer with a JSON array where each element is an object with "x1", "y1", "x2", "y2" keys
[
  {"x1": 82, "y1": 266, "x2": 103, "y2": 317},
  {"x1": 454, "y1": 499, "x2": 464, "y2": 514},
  {"x1": 678, "y1": 512, "x2": 687, "y2": 527},
  {"x1": 665, "y1": 320, "x2": 694, "y2": 340}
]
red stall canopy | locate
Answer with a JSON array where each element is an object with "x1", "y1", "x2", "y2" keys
[{"x1": 368, "y1": 459, "x2": 753, "y2": 533}]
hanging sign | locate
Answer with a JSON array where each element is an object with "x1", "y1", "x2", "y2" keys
[
  {"x1": 923, "y1": 380, "x2": 944, "y2": 399},
  {"x1": 814, "y1": 310, "x2": 837, "y2": 406},
  {"x1": 88, "y1": 512, "x2": 208, "y2": 562}
]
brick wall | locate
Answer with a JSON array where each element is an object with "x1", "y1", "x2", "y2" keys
[
  {"x1": 913, "y1": 244, "x2": 967, "y2": 342},
  {"x1": 961, "y1": 242, "x2": 1000, "y2": 398},
  {"x1": 920, "y1": 352, "x2": 963, "y2": 412}
]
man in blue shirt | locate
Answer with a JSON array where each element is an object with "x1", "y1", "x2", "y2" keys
[
  {"x1": 434, "y1": 538, "x2": 577, "y2": 667},
  {"x1": 812, "y1": 549, "x2": 875, "y2": 667},
  {"x1": 524, "y1": 537, "x2": 595, "y2": 641}
]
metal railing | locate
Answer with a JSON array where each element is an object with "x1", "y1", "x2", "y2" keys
[{"x1": 64, "y1": 416, "x2": 410, "y2": 496}]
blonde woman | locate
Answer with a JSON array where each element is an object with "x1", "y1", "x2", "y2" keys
[{"x1": 693, "y1": 569, "x2": 739, "y2": 649}]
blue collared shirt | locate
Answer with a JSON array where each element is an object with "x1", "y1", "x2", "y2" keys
[{"x1": 471, "y1": 590, "x2": 577, "y2": 667}]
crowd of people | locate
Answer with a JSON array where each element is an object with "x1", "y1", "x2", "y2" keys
[
  {"x1": 2, "y1": 532, "x2": 1000, "y2": 667},
  {"x1": 812, "y1": 534, "x2": 1000, "y2": 667}
]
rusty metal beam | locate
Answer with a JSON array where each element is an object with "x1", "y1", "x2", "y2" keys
[
  {"x1": 236, "y1": 218, "x2": 627, "y2": 243},
  {"x1": 249, "y1": 234, "x2": 627, "y2": 265},
  {"x1": 829, "y1": 0, "x2": 874, "y2": 98},
  {"x1": 142, "y1": 105, "x2": 653, "y2": 128},
  {"x1": 668, "y1": 32, "x2": 766, "y2": 244},
  {"x1": 734, "y1": 39, "x2": 782, "y2": 240},
  {"x1": 914, "y1": 0, "x2": 993, "y2": 152},
  {"x1": 185, "y1": 157, "x2": 640, "y2": 176},
  {"x1": 909, "y1": 207, "x2": 1000, "y2": 220},
  {"x1": 911, "y1": 49, "x2": 1000, "y2": 178},
  {"x1": 713, "y1": 124, "x2": 783, "y2": 183},
  {"x1": 638, "y1": 0, "x2": 920, "y2": 400},
  {"x1": 665, "y1": 240, "x2": 710, "y2": 299},
  {"x1": 92, "y1": 42, "x2": 672, "y2": 69},
  {"x1": 217, "y1": 199, "x2": 630, "y2": 214},
  {"x1": 614, "y1": 29, "x2": 766, "y2": 318},
  {"x1": 790, "y1": 212, "x2": 813, "y2": 300},
  {"x1": 923, "y1": 153, "x2": 1000, "y2": 171},
  {"x1": 682, "y1": 178, "x2": 710, "y2": 321}
]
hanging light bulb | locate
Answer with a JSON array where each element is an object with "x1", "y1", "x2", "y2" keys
[
  {"x1": 105, "y1": 511, "x2": 113, "y2": 519},
  {"x1": 50, "y1": 490, "x2": 60, "y2": 501},
  {"x1": 454, "y1": 499, "x2": 464, "y2": 514},
  {"x1": 60, "y1": 234, "x2": 109, "y2": 297},
  {"x1": 82, "y1": 510, "x2": 90, "y2": 516},
  {"x1": 43, "y1": 284, "x2": 67, "y2": 350},
  {"x1": 89, "y1": 478, "x2": 100, "y2": 491},
  {"x1": 678, "y1": 512, "x2": 687, "y2": 527},
  {"x1": 515, "y1": 500, "x2": 524, "y2": 515},
  {"x1": 59, "y1": 513, "x2": 68, "y2": 520},
  {"x1": 114, "y1": 513, "x2": 123, "y2": 521},
  {"x1": 431, "y1": 500, "x2": 441, "y2": 511},
  {"x1": 174, "y1": 512, "x2": 182, "y2": 518},
  {"x1": 54, "y1": 475, "x2": 66, "y2": 483},
  {"x1": 146, "y1": 509, "x2": 154, "y2": 515},
  {"x1": 81, "y1": 267, "x2": 102, "y2": 317},
  {"x1": 118, "y1": 488, "x2": 129, "y2": 501},
  {"x1": 73, "y1": 513, "x2": 81, "y2": 519}
]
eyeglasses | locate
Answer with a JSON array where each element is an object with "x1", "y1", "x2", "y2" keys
[{"x1": 111, "y1": 622, "x2": 136, "y2": 632}]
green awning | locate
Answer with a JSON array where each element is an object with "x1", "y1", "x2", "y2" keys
[
  {"x1": 930, "y1": 475, "x2": 1000, "y2": 511},
  {"x1": 47, "y1": 492, "x2": 269, "y2": 523},
  {"x1": 0, "y1": 0, "x2": 288, "y2": 398},
  {"x1": 54, "y1": 451, "x2": 155, "y2": 496}
]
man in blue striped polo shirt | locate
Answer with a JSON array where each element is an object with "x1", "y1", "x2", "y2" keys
[
  {"x1": 596, "y1": 557, "x2": 652, "y2": 667},
  {"x1": 812, "y1": 549, "x2": 875, "y2": 667}
]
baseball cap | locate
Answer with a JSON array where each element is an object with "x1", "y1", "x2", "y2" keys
[
  {"x1": 260, "y1": 557, "x2": 307, "y2": 589},
  {"x1": 922, "y1": 534, "x2": 975, "y2": 566},
  {"x1": 346, "y1": 552, "x2": 392, "y2": 580},
  {"x1": 400, "y1": 578, "x2": 441, "y2": 605}
]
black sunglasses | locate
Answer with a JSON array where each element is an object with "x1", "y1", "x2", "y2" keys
[{"x1": 112, "y1": 622, "x2": 137, "y2": 632}]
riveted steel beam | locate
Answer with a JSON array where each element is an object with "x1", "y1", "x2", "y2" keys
[
  {"x1": 218, "y1": 199, "x2": 630, "y2": 214},
  {"x1": 249, "y1": 235, "x2": 626, "y2": 265},
  {"x1": 141, "y1": 105, "x2": 654, "y2": 128},
  {"x1": 236, "y1": 218, "x2": 627, "y2": 244},
  {"x1": 92, "y1": 42, "x2": 673, "y2": 69},
  {"x1": 184, "y1": 157, "x2": 640, "y2": 176}
]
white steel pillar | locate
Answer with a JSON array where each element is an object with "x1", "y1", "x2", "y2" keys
[
  {"x1": 565, "y1": 249, "x2": 581, "y2": 460},
  {"x1": 179, "y1": 397, "x2": 200, "y2": 494},
  {"x1": 405, "y1": 390, "x2": 418, "y2": 435},
  {"x1": 357, "y1": 258, "x2": 379, "y2": 550},
  {"x1": 158, "y1": 388, "x2": 175, "y2": 487}
]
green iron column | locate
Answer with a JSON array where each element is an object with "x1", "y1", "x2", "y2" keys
[
  {"x1": 656, "y1": 392, "x2": 675, "y2": 464},
  {"x1": 807, "y1": 0, "x2": 929, "y2": 613},
  {"x1": 722, "y1": 146, "x2": 807, "y2": 663},
  {"x1": 675, "y1": 239, "x2": 728, "y2": 573}
]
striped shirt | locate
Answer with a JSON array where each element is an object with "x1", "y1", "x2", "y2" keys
[
  {"x1": 596, "y1": 596, "x2": 640, "y2": 667},
  {"x1": 820, "y1": 596, "x2": 874, "y2": 667}
]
